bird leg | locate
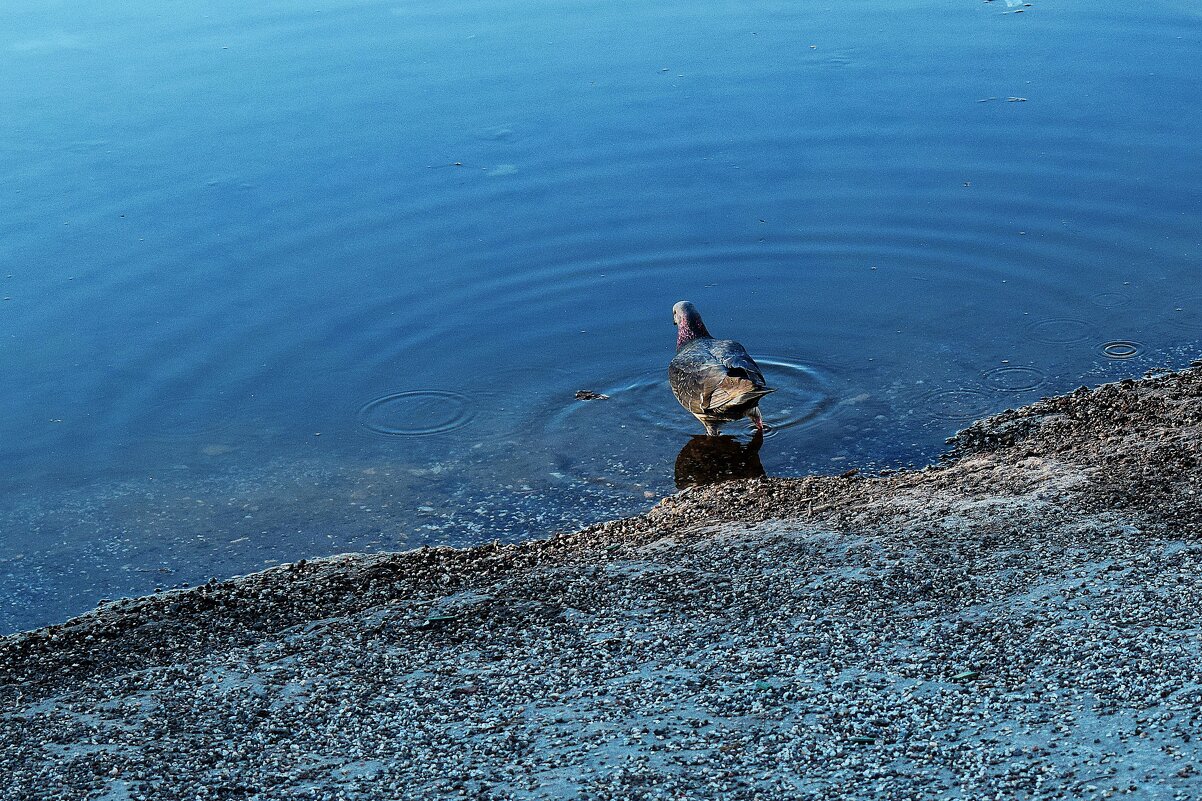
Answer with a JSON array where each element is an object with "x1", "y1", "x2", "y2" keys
[{"x1": 695, "y1": 415, "x2": 720, "y2": 436}]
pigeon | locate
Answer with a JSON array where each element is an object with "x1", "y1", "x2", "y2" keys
[{"x1": 669, "y1": 300, "x2": 775, "y2": 436}]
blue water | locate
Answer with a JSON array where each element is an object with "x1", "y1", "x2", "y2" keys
[{"x1": 2, "y1": 0, "x2": 1200, "y2": 632}]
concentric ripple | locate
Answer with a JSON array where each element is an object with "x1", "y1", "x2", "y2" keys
[
  {"x1": 980, "y1": 365, "x2": 1047, "y2": 393},
  {"x1": 1100, "y1": 340, "x2": 1144, "y2": 360},
  {"x1": 633, "y1": 358, "x2": 833, "y2": 440},
  {"x1": 356, "y1": 390, "x2": 475, "y2": 437},
  {"x1": 545, "y1": 358, "x2": 835, "y2": 441},
  {"x1": 1025, "y1": 317, "x2": 1097, "y2": 345},
  {"x1": 918, "y1": 388, "x2": 998, "y2": 422},
  {"x1": 1090, "y1": 290, "x2": 1133, "y2": 309}
]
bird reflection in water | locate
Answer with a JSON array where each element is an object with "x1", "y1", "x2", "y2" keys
[{"x1": 673, "y1": 430, "x2": 766, "y2": 489}]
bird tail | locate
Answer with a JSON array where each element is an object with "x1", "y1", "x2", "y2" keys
[{"x1": 708, "y1": 385, "x2": 775, "y2": 414}]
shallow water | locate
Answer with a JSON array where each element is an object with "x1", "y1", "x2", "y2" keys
[{"x1": 2, "y1": 0, "x2": 1200, "y2": 632}]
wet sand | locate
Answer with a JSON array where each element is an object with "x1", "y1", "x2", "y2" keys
[{"x1": 3, "y1": 365, "x2": 1201, "y2": 800}]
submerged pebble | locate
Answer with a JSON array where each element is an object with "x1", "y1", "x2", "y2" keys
[{"x1": 3, "y1": 365, "x2": 1202, "y2": 799}]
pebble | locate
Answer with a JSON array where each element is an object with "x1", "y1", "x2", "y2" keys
[{"x1": 3, "y1": 366, "x2": 1202, "y2": 799}]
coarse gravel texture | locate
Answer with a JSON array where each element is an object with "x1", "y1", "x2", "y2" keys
[{"x1": 3, "y1": 365, "x2": 1202, "y2": 800}]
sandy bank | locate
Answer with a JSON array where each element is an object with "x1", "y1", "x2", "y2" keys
[{"x1": 3, "y1": 365, "x2": 1202, "y2": 800}]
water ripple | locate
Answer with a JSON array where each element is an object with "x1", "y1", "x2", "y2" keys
[
  {"x1": 1025, "y1": 317, "x2": 1097, "y2": 345},
  {"x1": 549, "y1": 358, "x2": 834, "y2": 440},
  {"x1": 980, "y1": 366, "x2": 1047, "y2": 393},
  {"x1": 356, "y1": 390, "x2": 475, "y2": 437},
  {"x1": 1100, "y1": 340, "x2": 1144, "y2": 360},
  {"x1": 917, "y1": 388, "x2": 998, "y2": 423}
]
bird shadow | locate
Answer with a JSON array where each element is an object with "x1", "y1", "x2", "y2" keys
[{"x1": 673, "y1": 431, "x2": 766, "y2": 490}]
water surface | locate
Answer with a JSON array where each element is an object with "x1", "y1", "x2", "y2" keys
[{"x1": 2, "y1": 0, "x2": 1200, "y2": 632}]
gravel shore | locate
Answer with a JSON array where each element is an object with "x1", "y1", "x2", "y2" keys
[{"x1": 3, "y1": 365, "x2": 1202, "y2": 800}]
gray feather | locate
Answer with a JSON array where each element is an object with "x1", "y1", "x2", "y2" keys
[{"x1": 669, "y1": 333, "x2": 774, "y2": 434}]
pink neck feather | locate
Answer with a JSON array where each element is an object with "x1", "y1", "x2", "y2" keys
[{"x1": 676, "y1": 314, "x2": 711, "y2": 349}]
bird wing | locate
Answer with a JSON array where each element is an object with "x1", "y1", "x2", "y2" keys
[
  {"x1": 703, "y1": 340, "x2": 772, "y2": 412},
  {"x1": 670, "y1": 339, "x2": 772, "y2": 415},
  {"x1": 711, "y1": 339, "x2": 768, "y2": 386},
  {"x1": 668, "y1": 353, "x2": 728, "y2": 416}
]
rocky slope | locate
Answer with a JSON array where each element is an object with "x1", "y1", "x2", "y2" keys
[{"x1": 2, "y1": 366, "x2": 1201, "y2": 800}]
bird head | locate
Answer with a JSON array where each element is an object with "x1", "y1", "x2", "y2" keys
[
  {"x1": 672, "y1": 300, "x2": 712, "y2": 346},
  {"x1": 672, "y1": 300, "x2": 698, "y2": 327}
]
